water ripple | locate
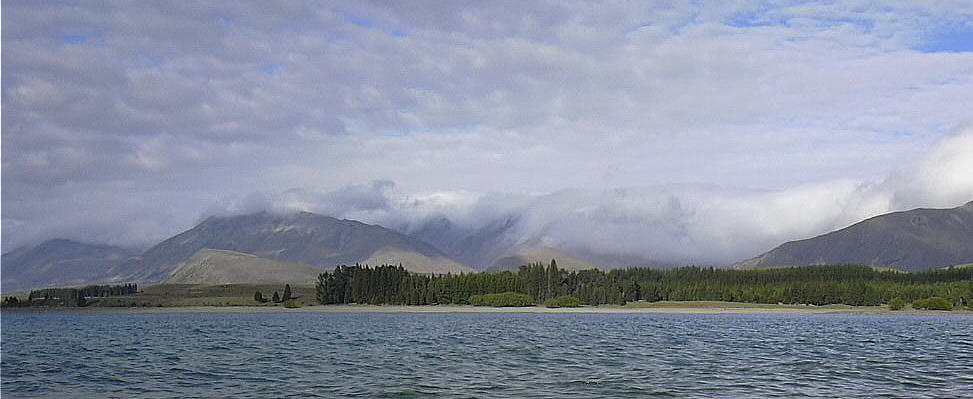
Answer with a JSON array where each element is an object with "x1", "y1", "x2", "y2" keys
[{"x1": 2, "y1": 313, "x2": 972, "y2": 398}]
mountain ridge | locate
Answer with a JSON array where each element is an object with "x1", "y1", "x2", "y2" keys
[
  {"x1": 7, "y1": 200, "x2": 973, "y2": 292},
  {"x1": 1, "y1": 239, "x2": 139, "y2": 293},
  {"x1": 735, "y1": 200, "x2": 973, "y2": 271},
  {"x1": 110, "y1": 211, "x2": 472, "y2": 283}
]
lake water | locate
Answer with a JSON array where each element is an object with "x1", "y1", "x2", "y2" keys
[{"x1": 2, "y1": 312, "x2": 972, "y2": 398}]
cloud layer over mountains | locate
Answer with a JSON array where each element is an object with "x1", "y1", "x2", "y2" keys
[
  {"x1": 3, "y1": 2, "x2": 973, "y2": 265},
  {"x1": 205, "y1": 128, "x2": 973, "y2": 266}
]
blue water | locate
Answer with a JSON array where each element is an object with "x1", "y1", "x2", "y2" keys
[{"x1": 2, "y1": 313, "x2": 972, "y2": 398}]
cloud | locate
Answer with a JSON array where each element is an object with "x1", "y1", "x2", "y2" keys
[
  {"x1": 188, "y1": 128, "x2": 972, "y2": 267},
  {"x1": 2, "y1": 1, "x2": 972, "y2": 260},
  {"x1": 894, "y1": 126, "x2": 973, "y2": 208}
]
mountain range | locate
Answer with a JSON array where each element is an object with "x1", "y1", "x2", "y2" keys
[
  {"x1": 403, "y1": 215, "x2": 668, "y2": 270},
  {"x1": 120, "y1": 211, "x2": 475, "y2": 283},
  {"x1": 3, "y1": 200, "x2": 973, "y2": 292},
  {"x1": 1, "y1": 212, "x2": 473, "y2": 292}
]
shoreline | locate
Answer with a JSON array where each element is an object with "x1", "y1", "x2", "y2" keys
[{"x1": 4, "y1": 303, "x2": 972, "y2": 316}]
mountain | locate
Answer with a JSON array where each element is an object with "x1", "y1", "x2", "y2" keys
[
  {"x1": 405, "y1": 217, "x2": 476, "y2": 259},
  {"x1": 1, "y1": 239, "x2": 139, "y2": 293},
  {"x1": 406, "y1": 215, "x2": 524, "y2": 269},
  {"x1": 404, "y1": 214, "x2": 594, "y2": 270},
  {"x1": 736, "y1": 200, "x2": 973, "y2": 272},
  {"x1": 405, "y1": 214, "x2": 670, "y2": 271},
  {"x1": 362, "y1": 248, "x2": 473, "y2": 274},
  {"x1": 166, "y1": 249, "x2": 321, "y2": 285},
  {"x1": 109, "y1": 211, "x2": 472, "y2": 283},
  {"x1": 486, "y1": 249, "x2": 595, "y2": 272},
  {"x1": 555, "y1": 247, "x2": 677, "y2": 270}
]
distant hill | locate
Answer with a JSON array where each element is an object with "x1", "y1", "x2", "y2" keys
[
  {"x1": 110, "y1": 211, "x2": 472, "y2": 284},
  {"x1": 404, "y1": 217, "x2": 477, "y2": 260},
  {"x1": 363, "y1": 248, "x2": 473, "y2": 274},
  {"x1": 1, "y1": 239, "x2": 138, "y2": 293},
  {"x1": 406, "y1": 214, "x2": 670, "y2": 271},
  {"x1": 166, "y1": 249, "x2": 321, "y2": 285},
  {"x1": 736, "y1": 200, "x2": 973, "y2": 272},
  {"x1": 407, "y1": 215, "x2": 525, "y2": 269},
  {"x1": 486, "y1": 249, "x2": 595, "y2": 272}
]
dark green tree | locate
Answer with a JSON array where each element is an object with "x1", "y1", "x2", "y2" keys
[
  {"x1": 254, "y1": 291, "x2": 265, "y2": 303},
  {"x1": 313, "y1": 263, "x2": 973, "y2": 308},
  {"x1": 76, "y1": 292, "x2": 86, "y2": 307},
  {"x1": 282, "y1": 284, "x2": 292, "y2": 301},
  {"x1": 272, "y1": 291, "x2": 280, "y2": 303},
  {"x1": 547, "y1": 259, "x2": 559, "y2": 300}
]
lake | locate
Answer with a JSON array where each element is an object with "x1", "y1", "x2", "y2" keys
[{"x1": 2, "y1": 312, "x2": 971, "y2": 398}]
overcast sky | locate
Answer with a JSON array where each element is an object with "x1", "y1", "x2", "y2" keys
[{"x1": 3, "y1": 1, "x2": 973, "y2": 265}]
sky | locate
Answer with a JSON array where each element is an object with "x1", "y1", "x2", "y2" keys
[{"x1": 3, "y1": 1, "x2": 973, "y2": 266}]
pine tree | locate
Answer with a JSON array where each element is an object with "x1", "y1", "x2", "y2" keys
[
  {"x1": 283, "y1": 284, "x2": 292, "y2": 301},
  {"x1": 272, "y1": 291, "x2": 280, "y2": 303},
  {"x1": 254, "y1": 290, "x2": 265, "y2": 303},
  {"x1": 547, "y1": 259, "x2": 559, "y2": 300}
]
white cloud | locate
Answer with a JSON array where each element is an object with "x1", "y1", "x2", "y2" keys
[
  {"x1": 2, "y1": 1, "x2": 972, "y2": 260},
  {"x1": 896, "y1": 126, "x2": 973, "y2": 208}
]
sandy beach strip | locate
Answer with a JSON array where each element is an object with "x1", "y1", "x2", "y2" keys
[{"x1": 4, "y1": 303, "x2": 972, "y2": 316}]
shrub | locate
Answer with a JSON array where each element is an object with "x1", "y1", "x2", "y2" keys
[
  {"x1": 888, "y1": 297, "x2": 906, "y2": 311},
  {"x1": 544, "y1": 295, "x2": 582, "y2": 308},
  {"x1": 283, "y1": 301, "x2": 300, "y2": 308},
  {"x1": 2, "y1": 297, "x2": 22, "y2": 307},
  {"x1": 912, "y1": 297, "x2": 953, "y2": 311},
  {"x1": 469, "y1": 292, "x2": 533, "y2": 307}
]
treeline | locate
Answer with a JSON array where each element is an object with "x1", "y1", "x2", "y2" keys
[
  {"x1": 27, "y1": 283, "x2": 138, "y2": 301},
  {"x1": 315, "y1": 262, "x2": 973, "y2": 307},
  {"x1": 9, "y1": 283, "x2": 140, "y2": 307},
  {"x1": 316, "y1": 264, "x2": 523, "y2": 305},
  {"x1": 78, "y1": 283, "x2": 138, "y2": 298},
  {"x1": 602, "y1": 265, "x2": 973, "y2": 306}
]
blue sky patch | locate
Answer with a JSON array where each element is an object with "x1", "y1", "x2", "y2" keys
[
  {"x1": 725, "y1": 11, "x2": 780, "y2": 28},
  {"x1": 916, "y1": 29, "x2": 973, "y2": 53},
  {"x1": 60, "y1": 34, "x2": 89, "y2": 45},
  {"x1": 262, "y1": 64, "x2": 279, "y2": 75},
  {"x1": 333, "y1": 8, "x2": 373, "y2": 28}
]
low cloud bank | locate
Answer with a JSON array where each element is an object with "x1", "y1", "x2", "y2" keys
[
  {"x1": 5, "y1": 128, "x2": 970, "y2": 266},
  {"x1": 200, "y1": 128, "x2": 973, "y2": 266}
]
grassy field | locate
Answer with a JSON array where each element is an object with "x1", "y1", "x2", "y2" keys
[
  {"x1": 621, "y1": 300, "x2": 857, "y2": 310},
  {"x1": 83, "y1": 283, "x2": 318, "y2": 307},
  {"x1": 6, "y1": 283, "x2": 971, "y2": 316},
  {"x1": 6, "y1": 302, "x2": 972, "y2": 315}
]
